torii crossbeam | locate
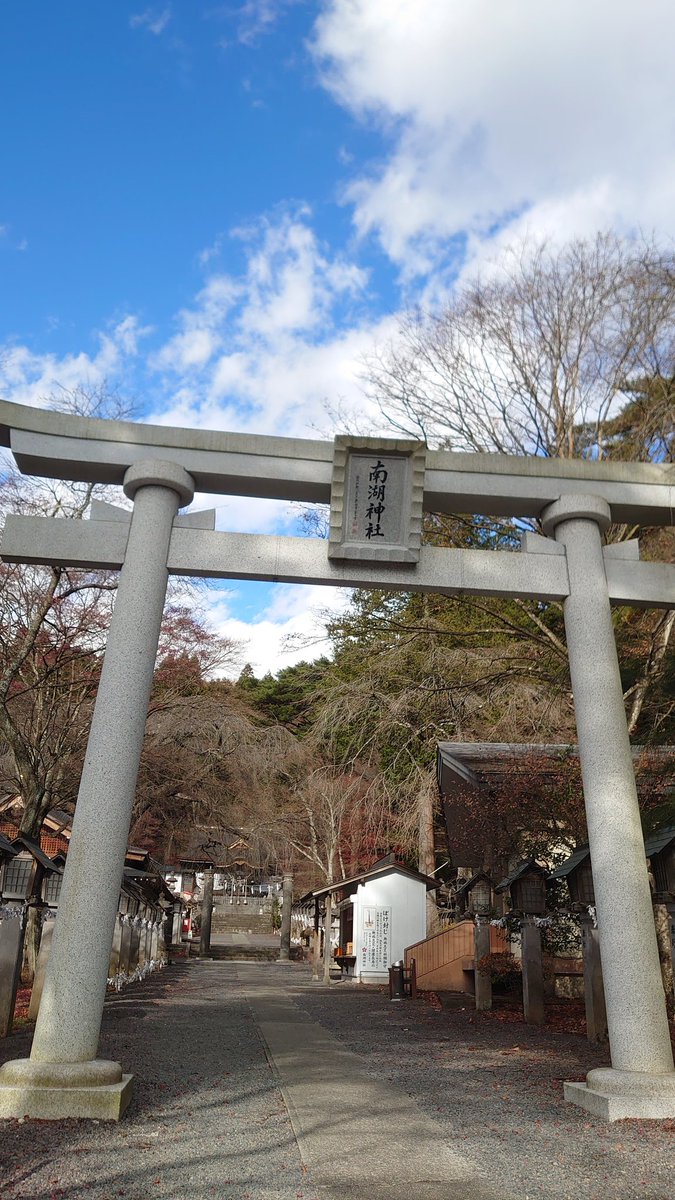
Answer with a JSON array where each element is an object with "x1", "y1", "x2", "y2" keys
[{"x1": 0, "y1": 399, "x2": 673, "y2": 1123}]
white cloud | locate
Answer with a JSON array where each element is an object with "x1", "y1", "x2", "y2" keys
[
  {"x1": 147, "y1": 207, "x2": 390, "y2": 439},
  {"x1": 203, "y1": 581, "x2": 349, "y2": 677},
  {"x1": 190, "y1": 492, "x2": 300, "y2": 536},
  {"x1": 0, "y1": 316, "x2": 149, "y2": 409},
  {"x1": 130, "y1": 8, "x2": 171, "y2": 35},
  {"x1": 214, "y1": 0, "x2": 297, "y2": 47},
  {"x1": 312, "y1": 0, "x2": 675, "y2": 273}
]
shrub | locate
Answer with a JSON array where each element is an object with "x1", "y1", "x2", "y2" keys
[{"x1": 477, "y1": 950, "x2": 522, "y2": 994}]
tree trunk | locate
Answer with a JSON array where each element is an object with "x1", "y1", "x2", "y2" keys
[
  {"x1": 322, "y1": 893, "x2": 333, "y2": 985},
  {"x1": 418, "y1": 780, "x2": 439, "y2": 936},
  {"x1": 653, "y1": 903, "x2": 674, "y2": 1018},
  {"x1": 627, "y1": 609, "x2": 675, "y2": 735}
]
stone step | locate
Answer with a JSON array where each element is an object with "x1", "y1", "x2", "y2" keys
[
  {"x1": 210, "y1": 921, "x2": 273, "y2": 931},
  {"x1": 207, "y1": 946, "x2": 281, "y2": 961}
]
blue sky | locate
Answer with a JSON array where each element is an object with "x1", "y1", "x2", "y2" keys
[{"x1": 2, "y1": 1, "x2": 675, "y2": 674}]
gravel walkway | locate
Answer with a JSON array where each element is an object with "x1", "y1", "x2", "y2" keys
[
  {"x1": 0, "y1": 959, "x2": 673, "y2": 1200},
  {"x1": 0, "y1": 962, "x2": 314, "y2": 1200},
  {"x1": 294, "y1": 977, "x2": 675, "y2": 1200}
]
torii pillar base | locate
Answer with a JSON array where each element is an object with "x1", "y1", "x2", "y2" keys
[
  {"x1": 0, "y1": 1059, "x2": 133, "y2": 1121},
  {"x1": 564, "y1": 1068, "x2": 675, "y2": 1122}
]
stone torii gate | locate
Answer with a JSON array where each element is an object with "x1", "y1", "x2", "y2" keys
[{"x1": 0, "y1": 400, "x2": 673, "y2": 1123}]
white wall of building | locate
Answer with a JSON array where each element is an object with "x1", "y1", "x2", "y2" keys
[{"x1": 352, "y1": 870, "x2": 427, "y2": 983}]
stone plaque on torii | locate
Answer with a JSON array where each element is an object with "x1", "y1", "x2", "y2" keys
[{"x1": 0, "y1": 400, "x2": 673, "y2": 1122}]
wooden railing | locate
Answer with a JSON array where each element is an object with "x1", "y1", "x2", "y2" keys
[{"x1": 405, "y1": 919, "x2": 508, "y2": 994}]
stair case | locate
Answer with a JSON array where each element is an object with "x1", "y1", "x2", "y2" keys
[{"x1": 404, "y1": 919, "x2": 508, "y2": 993}]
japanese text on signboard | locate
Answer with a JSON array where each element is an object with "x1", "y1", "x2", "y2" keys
[
  {"x1": 360, "y1": 905, "x2": 391, "y2": 972},
  {"x1": 348, "y1": 455, "x2": 405, "y2": 545}
]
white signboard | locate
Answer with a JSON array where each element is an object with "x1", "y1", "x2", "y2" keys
[{"x1": 360, "y1": 905, "x2": 391, "y2": 973}]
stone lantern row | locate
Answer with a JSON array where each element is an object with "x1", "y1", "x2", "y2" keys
[
  {"x1": 457, "y1": 831, "x2": 675, "y2": 1055},
  {"x1": 0, "y1": 833, "x2": 173, "y2": 1040}
]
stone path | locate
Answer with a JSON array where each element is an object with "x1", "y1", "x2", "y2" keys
[
  {"x1": 239, "y1": 963, "x2": 507, "y2": 1200},
  {"x1": 0, "y1": 959, "x2": 673, "y2": 1200}
]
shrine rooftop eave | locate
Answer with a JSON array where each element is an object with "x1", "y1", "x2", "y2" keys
[
  {"x1": 436, "y1": 742, "x2": 675, "y2": 794},
  {"x1": 0, "y1": 400, "x2": 673, "y2": 524}
]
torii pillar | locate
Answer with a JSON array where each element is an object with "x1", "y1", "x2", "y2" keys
[
  {"x1": 0, "y1": 460, "x2": 194, "y2": 1119},
  {"x1": 542, "y1": 495, "x2": 675, "y2": 1120}
]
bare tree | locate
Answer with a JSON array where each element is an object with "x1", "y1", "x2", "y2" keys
[
  {"x1": 365, "y1": 232, "x2": 675, "y2": 458},
  {"x1": 362, "y1": 231, "x2": 675, "y2": 736},
  {"x1": 275, "y1": 768, "x2": 364, "y2": 983},
  {"x1": 0, "y1": 474, "x2": 119, "y2": 836},
  {"x1": 131, "y1": 687, "x2": 302, "y2": 858}
]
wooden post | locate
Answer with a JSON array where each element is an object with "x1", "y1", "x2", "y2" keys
[
  {"x1": 323, "y1": 892, "x2": 333, "y2": 985},
  {"x1": 199, "y1": 870, "x2": 214, "y2": 958},
  {"x1": 278, "y1": 871, "x2": 293, "y2": 961},
  {"x1": 580, "y1": 913, "x2": 608, "y2": 1042},
  {"x1": 521, "y1": 917, "x2": 545, "y2": 1025},
  {"x1": 474, "y1": 916, "x2": 492, "y2": 1011},
  {"x1": 312, "y1": 897, "x2": 321, "y2": 981}
]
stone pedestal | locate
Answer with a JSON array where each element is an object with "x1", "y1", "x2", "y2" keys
[
  {"x1": 543, "y1": 495, "x2": 675, "y2": 1119},
  {"x1": 150, "y1": 919, "x2": 159, "y2": 965},
  {"x1": 0, "y1": 1059, "x2": 132, "y2": 1120},
  {"x1": 137, "y1": 917, "x2": 148, "y2": 969},
  {"x1": 120, "y1": 918, "x2": 134, "y2": 977},
  {"x1": 0, "y1": 909, "x2": 25, "y2": 1037},
  {"x1": 108, "y1": 914, "x2": 123, "y2": 981},
  {"x1": 170, "y1": 904, "x2": 182, "y2": 947},
  {"x1": 0, "y1": 460, "x2": 194, "y2": 1121},
  {"x1": 130, "y1": 920, "x2": 141, "y2": 972}
]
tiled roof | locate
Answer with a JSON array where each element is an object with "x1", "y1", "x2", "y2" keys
[{"x1": 0, "y1": 820, "x2": 72, "y2": 858}]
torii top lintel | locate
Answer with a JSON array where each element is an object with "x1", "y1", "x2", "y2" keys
[{"x1": 0, "y1": 399, "x2": 673, "y2": 525}]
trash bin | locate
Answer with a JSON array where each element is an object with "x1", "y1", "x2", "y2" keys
[{"x1": 389, "y1": 960, "x2": 405, "y2": 1001}]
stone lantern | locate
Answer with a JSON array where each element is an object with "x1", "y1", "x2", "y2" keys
[
  {"x1": 549, "y1": 846, "x2": 595, "y2": 908},
  {"x1": 466, "y1": 873, "x2": 493, "y2": 916},
  {"x1": 644, "y1": 826, "x2": 675, "y2": 1021},
  {"x1": 0, "y1": 836, "x2": 61, "y2": 1036},
  {"x1": 499, "y1": 860, "x2": 548, "y2": 915},
  {"x1": 644, "y1": 826, "x2": 675, "y2": 902},
  {"x1": 42, "y1": 854, "x2": 66, "y2": 909},
  {"x1": 1, "y1": 850, "x2": 34, "y2": 903}
]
